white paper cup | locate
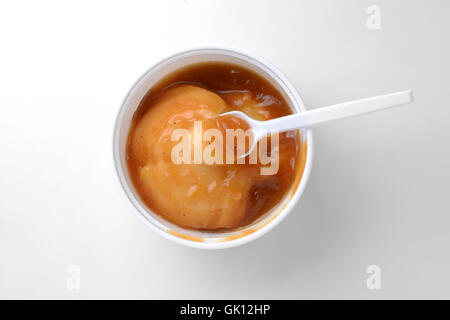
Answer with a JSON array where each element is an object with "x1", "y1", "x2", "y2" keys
[{"x1": 113, "y1": 45, "x2": 313, "y2": 249}]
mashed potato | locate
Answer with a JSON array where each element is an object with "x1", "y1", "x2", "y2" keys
[{"x1": 127, "y1": 70, "x2": 302, "y2": 230}]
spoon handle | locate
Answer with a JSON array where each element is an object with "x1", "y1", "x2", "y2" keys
[{"x1": 263, "y1": 90, "x2": 414, "y2": 133}]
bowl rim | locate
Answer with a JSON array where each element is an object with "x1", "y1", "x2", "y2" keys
[{"x1": 112, "y1": 44, "x2": 314, "y2": 249}]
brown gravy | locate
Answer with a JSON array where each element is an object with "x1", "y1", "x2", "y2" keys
[{"x1": 126, "y1": 62, "x2": 305, "y2": 230}]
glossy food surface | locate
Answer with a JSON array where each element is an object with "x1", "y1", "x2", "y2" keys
[{"x1": 127, "y1": 63, "x2": 304, "y2": 230}]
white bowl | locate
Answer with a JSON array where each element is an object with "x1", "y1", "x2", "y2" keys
[{"x1": 113, "y1": 45, "x2": 313, "y2": 249}]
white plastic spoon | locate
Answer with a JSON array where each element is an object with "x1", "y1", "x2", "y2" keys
[{"x1": 219, "y1": 90, "x2": 414, "y2": 158}]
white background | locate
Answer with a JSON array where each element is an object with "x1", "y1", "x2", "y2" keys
[{"x1": 1, "y1": 0, "x2": 449, "y2": 299}]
